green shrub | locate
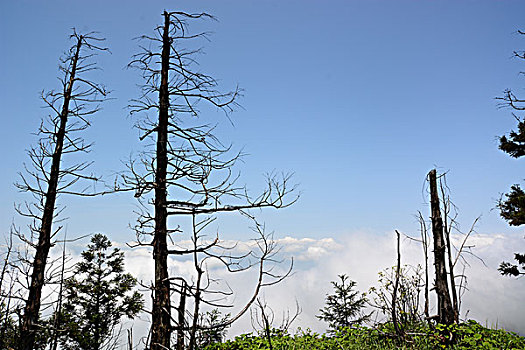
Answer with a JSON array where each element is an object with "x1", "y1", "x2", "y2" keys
[{"x1": 204, "y1": 320, "x2": 524, "y2": 350}]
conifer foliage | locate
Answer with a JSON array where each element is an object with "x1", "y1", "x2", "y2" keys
[
  {"x1": 497, "y1": 30, "x2": 525, "y2": 277},
  {"x1": 56, "y1": 234, "x2": 143, "y2": 350},
  {"x1": 317, "y1": 274, "x2": 369, "y2": 332},
  {"x1": 196, "y1": 309, "x2": 231, "y2": 349}
]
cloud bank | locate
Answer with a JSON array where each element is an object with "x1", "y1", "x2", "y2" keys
[{"x1": 116, "y1": 230, "x2": 524, "y2": 343}]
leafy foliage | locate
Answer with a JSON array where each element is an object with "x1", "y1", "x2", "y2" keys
[
  {"x1": 202, "y1": 321, "x2": 525, "y2": 350},
  {"x1": 56, "y1": 234, "x2": 143, "y2": 350},
  {"x1": 433, "y1": 320, "x2": 525, "y2": 350},
  {"x1": 317, "y1": 274, "x2": 369, "y2": 332},
  {"x1": 368, "y1": 265, "x2": 424, "y2": 328}
]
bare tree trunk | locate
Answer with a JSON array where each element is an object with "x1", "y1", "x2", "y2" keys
[
  {"x1": 188, "y1": 270, "x2": 202, "y2": 350},
  {"x1": 19, "y1": 37, "x2": 82, "y2": 350},
  {"x1": 258, "y1": 300, "x2": 273, "y2": 350},
  {"x1": 444, "y1": 223, "x2": 459, "y2": 323},
  {"x1": 188, "y1": 212, "x2": 204, "y2": 350},
  {"x1": 50, "y1": 234, "x2": 68, "y2": 350},
  {"x1": 177, "y1": 281, "x2": 186, "y2": 350},
  {"x1": 150, "y1": 11, "x2": 172, "y2": 350},
  {"x1": 428, "y1": 169, "x2": 455, "y2": 325},
  {"x1": 0, "y1": 231, "x2": 16, "y2": 346},
  {"x1": 418, "y1": 212, "x2": 430, "y2": 321},
  {"x1": 127, "y1": 329, "x2": 133, "y2": 350},
  {"x1": 441, "y1": 186, "x2": 460, "y2": 323},
  {"x1": 392, "y1": 230, "x2": 402, "y2": 337}
]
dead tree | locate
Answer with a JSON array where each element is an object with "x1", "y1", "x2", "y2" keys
[
  {"x1": 14, "y1": 31, "x2": 108, "y2": 350},
  {"x1": 250, "y1": 297, "x2": 301, "y2": 339},
  {"x1": 417, "y1": 211, "x2": 430, "y2": 320},
  {"x1": 183, "y1": 217, "x2": 293, "y2": 350},
  {"x1": 392, "y1": 230, "x2": 402, "y2": 337},
  {"x1": 253, "y1": 299, "x2": 275, "y2": 350},
  {"x1": 439, "y1": 176, "x2": 460, "y2": 323},
  {"x1": 428, "y1": 169, "x2": 455, "y2": 325},
  {"x1": 49, "y1": 232, "x2": 69, "y2": 350},
  {"x1": 124, "y1": 11, "x2": 297, "y2": 350},
  {"x1": 0, "y1": 230, "x2": 22, "y2": 349}
]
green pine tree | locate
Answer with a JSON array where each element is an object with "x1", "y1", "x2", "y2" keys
[
  {"x1": 497, "y1": 30, "x2": 525, "y2": 277},
  {"x1": 56, "y1": 234, "x2": 143, "y2": 350},
  {"x1": 317, "y1": 274, "x2": 369, "y2": 332}
]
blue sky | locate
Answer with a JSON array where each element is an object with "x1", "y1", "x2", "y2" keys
[{"x1": 1, "y1": 0, "x2": 525, "y2": 336}]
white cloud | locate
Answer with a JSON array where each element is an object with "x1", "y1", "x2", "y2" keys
[
  {"x1": 224, "y1": 231, "x2": 525, "y2": 337},
  {"x1": 36, "y1": 230, "x2": 524, "y2": 348}
]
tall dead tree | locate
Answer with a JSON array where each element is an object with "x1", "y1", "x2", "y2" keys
[
  {"x1": 428, "y1": 169, "x2": 455, "y2": 325},
  {"x1": 125, "y1": 11, "x2": 296, "y2": 350},
  {"x1": 14, "y1": 31, "x2": 108, "y2": 350}
]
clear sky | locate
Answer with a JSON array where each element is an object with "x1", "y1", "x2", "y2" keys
[{"x1": 1, "y1": 0, "x2": 525, "y2": 338}]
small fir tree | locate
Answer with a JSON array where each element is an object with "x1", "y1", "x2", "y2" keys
[
  {"x1": 317, "y1": 274, "x2": 369, "y2": 332},
  {"x1": 56, "y1": 234, "x2": 143, "y2": 350},
  {"x1": 0, "y1": 305, "x2": 19, "y2": 350},
  {"x1": 196, "y1": 309, "x2": 230, "y2": 349}
]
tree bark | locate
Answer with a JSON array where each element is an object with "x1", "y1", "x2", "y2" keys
[
  {"x1": 19, "y1": 36, "x2": 83, "y2": 350},
  {"x1": 440, "y1": 186, "x2": 459, "y2": 323},
  {"x1": 49, "y1": 236, "x2": 67, "y2": 350},
  {"x1": 177, "y1": 280, "x2": 186, "y2": 350},
  {"x1": 188, "y1": 266, "x2": 203, "y2": 350},
  {"x1": 444, "y1": 215, "x2": 460, "y2": 323},
  {"x1": 428, "y1": 169, "x2": 455, "y2": 325},
  {"x1": 418, "y1": 212, "x2": 430, "y2": 321},
  {"x1": 392, "y1": 230, "x2": 402, "y2": 337},
  {"x1": 150, "y1": 11, "x2": 172, "y2": 350}
]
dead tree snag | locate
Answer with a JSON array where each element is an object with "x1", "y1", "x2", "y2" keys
[
  {"x1": 124, "y1": 11, "x2": 297, "y2": 350},
  {"x1": 15, "y1": 31, "x2": 108, "y2": 350},
  {"x1": 428, "y1": 169, "x2": 455, "y2": 325}
]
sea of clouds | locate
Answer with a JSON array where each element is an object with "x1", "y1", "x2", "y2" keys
[{"x1": 109, "y1": 229, "x2": 524, "y2": 346}]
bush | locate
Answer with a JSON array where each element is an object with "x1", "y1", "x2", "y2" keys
[{"x1": 203, "y1": 320, "x2": 525, "y2": 350}]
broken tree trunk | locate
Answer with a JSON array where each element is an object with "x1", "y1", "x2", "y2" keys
[
  {"x1": 428, "y1": 169, "x2": 455, "y2": 325},
  {"x1": 444, "y1": 213, "x2": 460, "y2": 323}
]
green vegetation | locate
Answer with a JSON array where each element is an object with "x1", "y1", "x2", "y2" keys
[
  {"x1": 317, "y1": 274, "x2": 369, "y2": 332},
  {"x1": 497, "y1": 31, "x2": 525, "y2": 277},
  {"x1": 204, "y1": 321, "x2": 525, "y2": 350},
  {"x1": 54, "y1": 234, "x2": 143, "y2": 350},
  {"x1": 199, "y1": 270, "x2": 524, "y2": 349},
  {"x1": 1, "y1": 8, "x2": 524, "y2": 350},
  {"x1": 196, "y1": 309, "x2": 231, "y2": 349}
]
